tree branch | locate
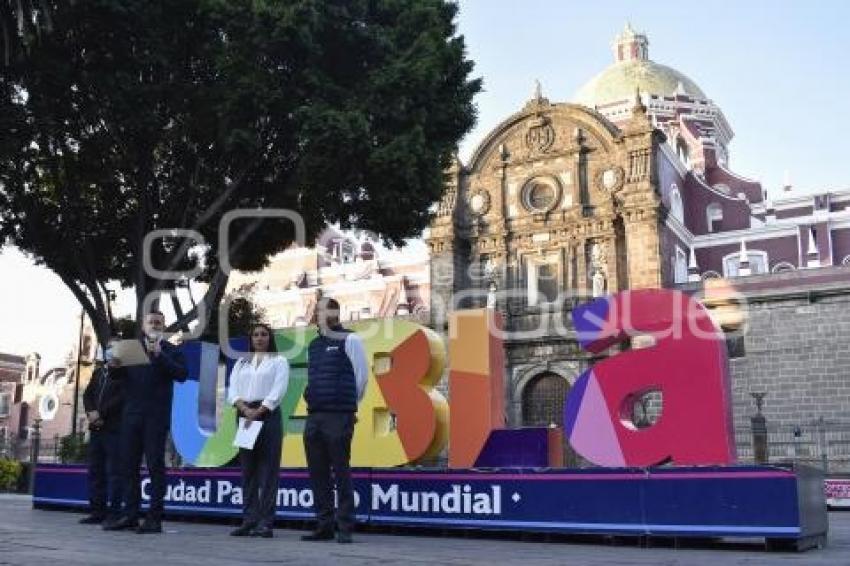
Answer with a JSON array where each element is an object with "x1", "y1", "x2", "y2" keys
[
  {"x1": 165, "y1": 267, "x2": 229, "y2": 333},
  {"x1": 155, "y1": 156, "x2": 259, "y2": 288}
]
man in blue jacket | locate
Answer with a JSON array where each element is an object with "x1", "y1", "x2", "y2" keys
[
  {"x1": 103, "y1": 311, "x2": 187, "y2": 534},
  {"x1": 301, "y1": 298, "x2": 368, "y2": 544}
]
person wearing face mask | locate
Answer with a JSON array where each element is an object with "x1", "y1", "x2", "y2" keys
[
  {"x1": 79, "y1": 341, "x2": 124, "y2": 525},
  {"x1": 103, "y1": 310, "x2": 187, "y2": 534},
  {"x1": 227, "y1": 323, "x2": 290, "y2": 538}
]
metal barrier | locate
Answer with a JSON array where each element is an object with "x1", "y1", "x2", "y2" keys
[{"x1": 736, "y1": 418, "x2": 850, "y2": 475}]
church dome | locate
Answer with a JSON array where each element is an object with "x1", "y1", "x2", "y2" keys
[{"x1": 573, "y1": 24, "x2": 707, "y2": 107}]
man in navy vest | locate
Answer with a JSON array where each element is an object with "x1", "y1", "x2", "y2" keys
[
  {"x1": 103, "y1": 310, "x2": 187, "y2": 534},
  {"x1": 302, "y1": 297, "x2": 368, "y2": 544}
]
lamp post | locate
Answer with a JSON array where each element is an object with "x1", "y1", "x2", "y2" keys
[
  {"x1": 70, "y1": 309, "x2": 84, "y2": 437},
  {"x1": 750, "y1": 392, "x2": 768, "y2": 464},
  {"x1": 176, "y1": 277, "x2": 196, "y2": 308},
  {"x1": 105, "y1": 287, "x2": 117, "y2": 333},
  {"x1": 28, "y1": 417, "x2": 42, "y2": 493}
]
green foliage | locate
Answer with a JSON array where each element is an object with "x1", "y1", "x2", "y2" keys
[
  {"x1": 203, "y1": 283, "x2": 267, "y2": 341},
  {"x1": 113, "y1": 316, "x2": 138, "y2": 340},
  {"x1": 58, "y1": 433, "x2": 88, "y2": 464},
  {"x1": 0, "y1": 1, "x2": 55, "y2": 66},
  {"x1": 0, "y1": 458, "x2": 22, "y2": 491},
  {"x1": 0, "y1": 0, "x2": 480, "y2": 343}
]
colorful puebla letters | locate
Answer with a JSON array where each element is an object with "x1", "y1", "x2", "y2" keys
[
  {"x1": 171, "y1": 291, "x2": 736, "y2": 469},
  {"x1": 566, "y1": 289, "x2": 736, "y2": 467},
  {"x1": 447, "y1": 309, "x2": 505, "y2": 468}
]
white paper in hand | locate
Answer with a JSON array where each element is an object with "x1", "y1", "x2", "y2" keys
[
  {"x1": 111, "y1": 339, "x2": 151, "y2": 367},
  {"x1": 233, "y1": 418, "x2": 264, "y2": 450}
]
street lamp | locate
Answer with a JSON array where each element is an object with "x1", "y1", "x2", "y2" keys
[
  {"x1": 71, "y1": 309, "x2": 84, "y2": 437},
  {"x1": 105, "y1": 287, "x2": 117, "y2": 333},
  {"x1": 175, "y1": 277, "x2": 196, "y2": 308}
]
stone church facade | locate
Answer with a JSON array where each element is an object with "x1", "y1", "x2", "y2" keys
[
  {"x1": 428, "y1": 25, "x2": 850, "y2": 469},
  {"x1": 428, "y1": 91, "x2": 667, "y2": 431}
]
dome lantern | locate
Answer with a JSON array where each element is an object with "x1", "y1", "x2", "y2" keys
[{"x1": 613, "y1": 23, "x2": 649, "y2": 63}]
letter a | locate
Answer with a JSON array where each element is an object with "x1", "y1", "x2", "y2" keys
[{"x1": 565, "y1": 289, "x2": 736, "y2": 467}]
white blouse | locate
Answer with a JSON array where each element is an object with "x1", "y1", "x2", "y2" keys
[{"x1": 227, "y1": 354, "x2": 290, "y2": 411}]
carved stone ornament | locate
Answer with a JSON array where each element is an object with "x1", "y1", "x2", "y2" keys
[
  {"x1": 590, "y1": 242, "x2": 608, "y2": 270},
  {"x1": 594, "y1": 165, "x2": 625, "y2": 193},
  {"x1": 525, "y1": 116, "x2": 555, "y2": 154},
  {"x1": 468, "y1": 188, "x2": 491, "y2": 216}
]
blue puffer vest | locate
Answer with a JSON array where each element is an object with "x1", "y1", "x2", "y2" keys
[{"x1": 305, "y1": 327, "x2": 357, "y2": 413}]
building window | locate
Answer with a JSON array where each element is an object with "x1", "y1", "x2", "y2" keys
[
  {"x1": 537, "y1": 263, "x2": 558, "y2": 303},
  {"x1": 359, "y1": 242, "x2": 376, "y2": 261},
  {"x1": 0, "y1": 394, "x2": 9, "y2": 417},
  {"x1": 341, "y1": 240, "x2": 356, "y2": 263},
  {"x1": 673, "y1": 247, "x2": 688, "y2": 284},
  {"x1": 669, "y1": 185, "x2": 684, "y2": 223},
  {"x1": 676, "y1": 136, "x2": 690, "y2": 167},
  {"x1": 726, "y1": 334, "x2": 746, "y2": 359},
  {"x1": 527, "y1": 259, "x2": 559, "y2": 306},
  {"x1": 706, "y1": 203, "x2": 723, "y2": 233},
  {"x1": 723, "y1": 250, "x2": 768, "y2": 277},
  {"x1": 771, "y1": 262, "x2": 796, "y2": 273},
  {"x1": 18, "y1": 403, "x2": 28, "y2": 440}
]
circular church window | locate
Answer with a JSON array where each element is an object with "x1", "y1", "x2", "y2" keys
[
  {"x1": 39, "y1": 393, "x2": 59, "y2": 420},
  {"x1": 523, "y1": 180, "x2": 558, "y2": 213},
  {"x1": 468, "y1": 189, "x2": 490, "y2": 216},
  {"x1": 470, "y1": 194, "x2": 486, "y2": 213}
]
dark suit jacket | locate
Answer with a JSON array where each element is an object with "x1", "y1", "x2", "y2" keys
[
  {"x1": 115, "y1": 340, "x2": 188, "y2": 419},
  {"x1": 82, "y1": 366, "x2": 124, "y2": 432}
]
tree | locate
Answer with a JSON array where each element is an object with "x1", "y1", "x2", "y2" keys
[
  {"x1": 0, "y1": 1, "x2": 54, "y2": 66},
  {"x1": 203, "y1": 283, "x2": 267, "y2": 341},
  {"x1": 112, "y1": 316, "x2": 138, "y2": 340},
  {"x1": 0, "y1": 0, "x2": 480, "y2": 346}
]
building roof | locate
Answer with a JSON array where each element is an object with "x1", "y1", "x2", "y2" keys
[
  {"x1": 573, "y1": 25, "x2": 708, "y2": 108},
  {"x1": 0, "y1": 352, "x2": 25, "y2": 366}
]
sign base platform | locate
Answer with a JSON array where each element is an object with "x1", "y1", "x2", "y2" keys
[{"x1": 34, "y1": 464, "x2": 827, "y2": 551}]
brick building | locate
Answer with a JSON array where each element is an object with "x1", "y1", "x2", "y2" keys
[
  {"x1": 0, "y1": 317, "x2": 97, "y2": 461},
  {"x1": 228, "y1": 226, "x2": 430, "y2": 327},
  {"x1": 0, "y1": 352, "x2": 28, "y2": 455}
]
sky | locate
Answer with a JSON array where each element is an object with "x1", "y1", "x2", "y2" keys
[{"x1": 1, "y1": 0, "x2": 849, "y2": 369}]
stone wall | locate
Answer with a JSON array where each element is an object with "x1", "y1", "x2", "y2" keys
[{"x1": 730, "y1": 290, "x2": 850, "y2": 429}]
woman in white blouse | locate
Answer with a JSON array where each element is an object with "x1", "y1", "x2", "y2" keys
[{"x1": 227, "y1": 323, "x2": 289, "y2": 538}]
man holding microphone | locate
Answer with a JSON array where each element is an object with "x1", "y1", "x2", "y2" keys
[{"x1": 103, "y1": 310, "x2": 187, "y2": 534}]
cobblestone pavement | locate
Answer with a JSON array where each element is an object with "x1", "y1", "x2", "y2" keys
[{"x1": 0, "y1": 495, "x2": 848, "y2": 565}]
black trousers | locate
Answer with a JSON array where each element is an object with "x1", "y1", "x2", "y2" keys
[
  {"x1": 87, "y1": 428, "x2": 122, "y2": 518},
  {"x1": 120, "y1": 412, "x2": 169, "y2": 521},
  {"x1": 304, "y1": 412, "x2": 356, "y2": 534},
  {"x1": 238, "y1": 407, "x2": 282, "y2": 529}
]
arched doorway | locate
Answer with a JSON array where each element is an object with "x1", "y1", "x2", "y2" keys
[{"x1": 521, "y1": 372, "x2": 578, "y2": 466}]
